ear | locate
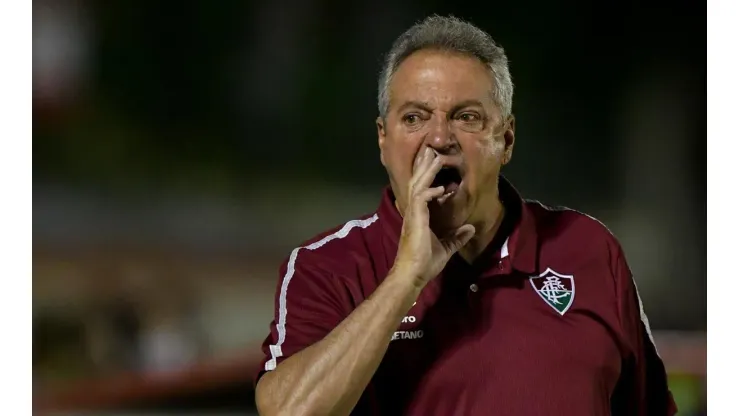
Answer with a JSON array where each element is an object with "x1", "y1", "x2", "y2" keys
[
  {"x1": 502, "y1": 115, "x2": 515, "y2": 165},
  {"x1": 376, "y1": 116, "x2": 387, "y2": 167}
]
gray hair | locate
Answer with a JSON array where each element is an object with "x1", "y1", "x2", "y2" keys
[{"x1": 377, "y1": 15, "x2": 513, "y2": 120}]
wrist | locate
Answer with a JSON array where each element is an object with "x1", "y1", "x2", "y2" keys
[{"x1": 385, "y1": 265, "x2": 425, "y2": 298}]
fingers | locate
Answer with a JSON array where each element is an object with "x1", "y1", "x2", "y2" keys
[
  {"x1": 412, "y1": 146, "x2": 432, "y2": 174},
  {"x1": 409, "y1": 147, "x2": 443, "y2": 195},
  {"x1": 405, "y1": 186, "x2": 444, "y2": 228},
  {"x1": 441, "y1": 224, "x2": 476, "y2": 255},
  {"x1": 420, "y1": 186, "x2": 445, "y2": 201},
  {"x1": 411, "y1": 147, "x2": 435, "y2": 184},
  {"x1": 416, "y1": 156, "x2": 443, "y2": 191}
]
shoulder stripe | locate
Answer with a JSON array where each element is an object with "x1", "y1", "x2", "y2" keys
[
  {"x1": 264, "y1": 214, "x2": 380, "y2": 371},
  {"x1": 632, "y1": 276, "x2": 661, "y2": 357}
]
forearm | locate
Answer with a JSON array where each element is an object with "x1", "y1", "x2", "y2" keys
[{"x1": 256, "y1": 272, "x2": 420, "y2": 416}]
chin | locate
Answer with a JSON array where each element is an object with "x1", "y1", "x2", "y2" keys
[{"x1": 428, "y1": 203, "x2": 468, "y2": 236}]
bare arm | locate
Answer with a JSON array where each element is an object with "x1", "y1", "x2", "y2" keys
[
  {"x1": 255, "y1": 271, "x2": 419, "y2": 416},
  {"x1": 256, "y1": 148, "x2": 475, "y2": 416}
]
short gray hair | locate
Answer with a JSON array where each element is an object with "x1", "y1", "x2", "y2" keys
[{"x1": 377, "y1": 15, "x2": 513, "y2": 119}]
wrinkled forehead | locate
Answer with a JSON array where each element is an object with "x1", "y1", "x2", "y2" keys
[{"x1": 388, "y1": 49, "x2": 497, "y2": 113}]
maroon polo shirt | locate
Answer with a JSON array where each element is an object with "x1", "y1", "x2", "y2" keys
[{"x1": 256, "y1": 177, "x2": 677, "y2": 416}]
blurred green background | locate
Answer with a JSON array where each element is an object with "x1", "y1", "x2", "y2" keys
[{"x1": 33, "y1": 0, "x2": 706, "y2": 414}]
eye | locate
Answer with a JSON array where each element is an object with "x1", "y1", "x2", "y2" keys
[
  {"x1": 453, "y1": 111, "x2": 485, "y2": 133},
  {"x1": 458, "y1": 112, "x2": 481, "y2": 123},
  {"x1": 402, "y1": 113, "x2": 422, "y2": 125}
]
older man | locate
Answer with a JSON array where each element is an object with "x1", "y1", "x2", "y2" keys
[{"x1": 254, "y1": 15, "x2": 676, "y2": 416}]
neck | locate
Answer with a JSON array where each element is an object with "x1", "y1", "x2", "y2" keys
[
  {"x1": 393, "y1": 190, "x2": 507, "y2": 264},
  {"x1": 458, "y1": 195, "x2": 506, "y2": 264}
]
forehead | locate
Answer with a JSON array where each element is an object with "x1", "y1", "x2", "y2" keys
[{"x1": 389, "y1": 49, "x2": 495, "y2": 110}]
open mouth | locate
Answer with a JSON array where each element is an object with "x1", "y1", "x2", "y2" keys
[{"x1": 431, "y1": 166, "x2": 462, "y2": 203}]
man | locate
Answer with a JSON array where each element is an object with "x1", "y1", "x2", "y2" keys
[{"x1": 254, "y1": 15, "x2": 677, "y2": 416}]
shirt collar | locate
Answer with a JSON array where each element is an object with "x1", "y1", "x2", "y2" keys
[{"x1": 376, "y1": 175, "x2": 538, "y2": 276}]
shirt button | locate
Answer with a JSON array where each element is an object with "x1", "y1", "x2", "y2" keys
[{"x1": 469, "y1": 283, "x2": 479, "y2": 292}]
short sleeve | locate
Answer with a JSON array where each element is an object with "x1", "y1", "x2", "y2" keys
[
  {"x1": 611, "y1": 244, "x2": 678, "y2": 416},
  {"x1": 254, "y1": 249, "x2": 351, "y2": 386}
]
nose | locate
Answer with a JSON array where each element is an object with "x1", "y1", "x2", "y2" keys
[{"x1": 424, "y1": 113, "x2": 459, "y2": 155}]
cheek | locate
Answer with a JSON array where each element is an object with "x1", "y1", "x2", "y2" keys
[
  {"x1": 474, "y1": 136, "x2": 505, "y2": 159},
  {"x1": 464, "y1": 137, "x2": 504, "y2": 187},
  {"x1": 383, "y1": 136, "x2": 419, "y2": 177}
]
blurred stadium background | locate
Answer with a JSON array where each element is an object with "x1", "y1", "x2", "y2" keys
[{"x1": 33, "y1": 0, "x2": 706, "y2": 414}]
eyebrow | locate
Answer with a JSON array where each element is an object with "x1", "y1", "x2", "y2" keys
[
  {"x1": 449, "y1": 99, "x2": 485, "y2": 114},
  {"x1": 396, "y1": 100, "x2": 434, "y2": 114},
  {"x1": 395, "y1": 99, "x2": 486, "y2": 115}
]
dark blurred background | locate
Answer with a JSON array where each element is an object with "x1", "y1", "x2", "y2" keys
[{"x1": 33, "y1": 0, "x2": 706, "y2": 414}]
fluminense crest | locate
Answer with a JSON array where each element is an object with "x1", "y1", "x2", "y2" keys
[{"x1": 530, "y1": 268, "x2": 575, "y2": 315}]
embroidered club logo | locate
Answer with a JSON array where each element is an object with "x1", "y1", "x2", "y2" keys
[{"x1": 530, "y1": 268, "x2": 575, "y2": 315}]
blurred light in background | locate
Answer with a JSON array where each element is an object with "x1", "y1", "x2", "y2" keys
[{"x1": 33, "y1": 0, "x2": 706, "y2": 414}]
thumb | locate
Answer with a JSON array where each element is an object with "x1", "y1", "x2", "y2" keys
[{"x1": 442, "y1": 224, "x2": 476, "y2": 255}]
